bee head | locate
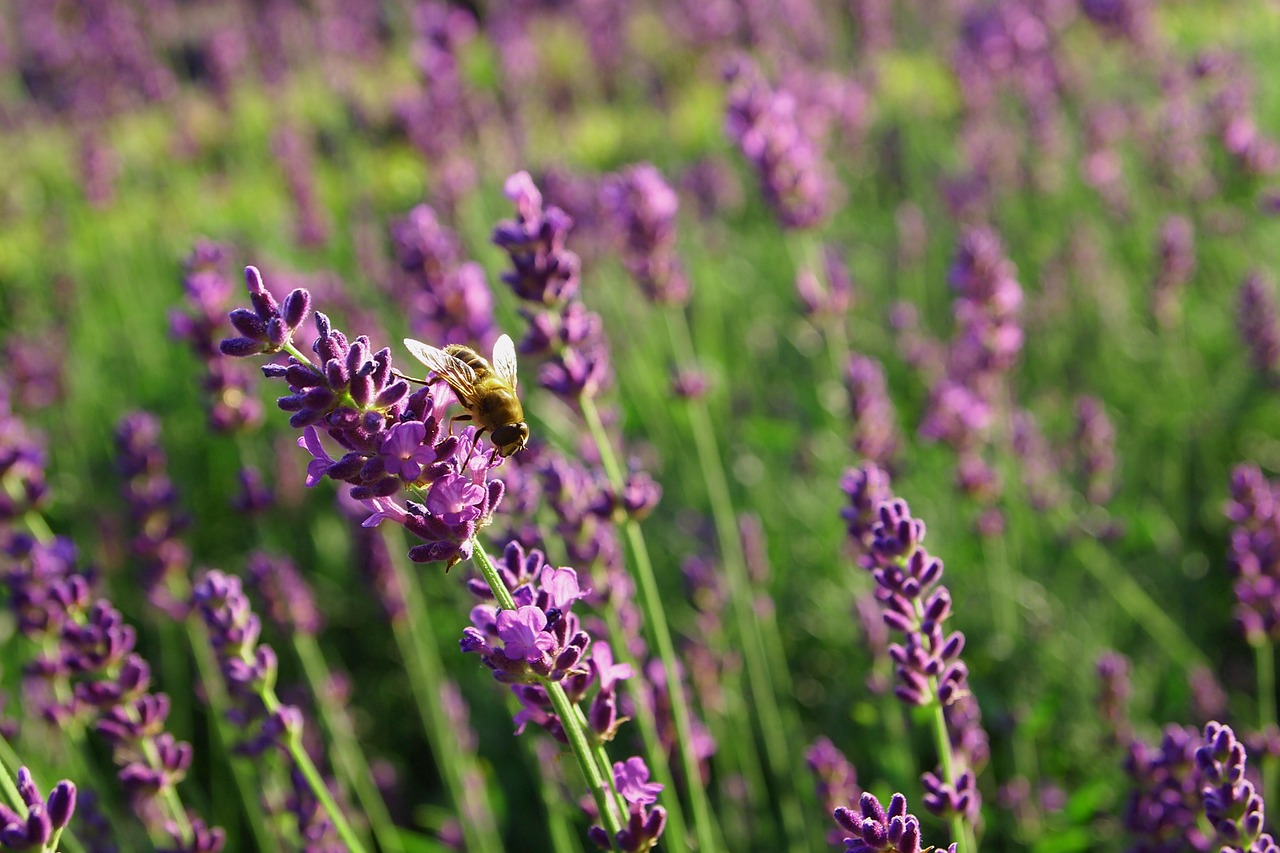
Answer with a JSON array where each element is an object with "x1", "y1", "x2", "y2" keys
[{"x1": 492, "y1": 422, "x2": 530, "y2": 457}]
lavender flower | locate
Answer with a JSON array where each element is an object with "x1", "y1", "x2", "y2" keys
[
  {"x1": 221, "y1": 268, "x2": 508, "y2": 568},
  {"x1": 1096, "y1": 651, "x2": 1132, "y2": 746},
  {"x1": 587, "y1": 758, "x2": 668, "y2": 853},
  {"x1": 271, "y1": 125, "x2": 329, "y2": 249},
  {"x1": 807, "y1": 738, "x2": 860, "y2": 843},
  {"x1": 601, "y1": 163, "x2": 689, "y2": 305},
  {"x1": 491, "y1": 172, "x2": 616, "y2": 408},
  {"x1": 1151, "y1": 216, "x2": 1195, "y2": 327},
  {"x1": 1238, "y1": 271, "x2": 1280, "y2": 380},
  {"x1": 492, "y1": 171, "x2": 582, "y2": 305},
  {"x1": 724, "y1": 56, "x2": 832, "y2": 230},
  {"x1": 842, "y1": 463, "x2": 988, "y2": 824},
  {"x1": 171, "y1": 241, "x2": 264, "y2": 432},
  {"x1": 388, "y1": 204, "x2": 495, "y2": 349},
  {"x1": 244, "y1": 551, "x2": 324, "y2": 636},
  {"x1": 845, "y1": 355, "x2": 901, "y2": 468},
  {"x1": 1124, "y1": 724, "x2": 1207, "y2": 850},
  {"x1": 115, "y1": 412, "x2": 192, "y2": 618},
  {"x1": 1197, "y1": 722, "x2": 1277, "y2": 851},
  {"x1": 0, "y1": 767, "x2": 76, "y2": 852},
  {"x1": 1225, "y1": 463, "x2": 1280, "y2": 644},
  {"x1": 834, "y1": 792, "x2": 958, "y2": 853},
  {"x1": 1074, "y1": 396, "x2": 1117, "y2": 505}
]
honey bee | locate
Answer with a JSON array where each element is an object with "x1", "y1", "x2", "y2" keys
[{"x1": 403, "y1": 333, "x2": 529, "y2": 458}]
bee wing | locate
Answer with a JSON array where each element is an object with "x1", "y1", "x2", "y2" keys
[
  {"x1": 491, "y1": 333, "x2": 519, "y2": 390},
  {"x1": 403, "y1": 338, "x2": 479, "y2": 401}
]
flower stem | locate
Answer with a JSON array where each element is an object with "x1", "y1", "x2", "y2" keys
[
  {"x1": 261, "y1": 688, "x2": 368, "y2": 853},
  {"x1": 1257, "y1": 639, "x2": 1277, "y2": 812},
  {"x1": 578, "y1": 397, "x2": 721, "y2": 852},
  {"x1": 662, "y1": 308, "x2": 811, "y2": 849},
  {"x1": 471, "y1": 540, "x2": 628, "y2": 845},
  {"x1": 380, "y1": 526, "x2": 504, "y2": 853},
  {"x1": 293, "y1": 632, "x2": 405, "y2": 853},
  {"x1": 929, "y1": 698, "x2": 977, "y2": 853}
]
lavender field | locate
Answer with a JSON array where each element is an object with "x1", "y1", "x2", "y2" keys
[{"x1": 1, "y1": 1, "x2": 1279, "y2": 851}]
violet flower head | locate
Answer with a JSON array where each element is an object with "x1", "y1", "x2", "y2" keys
[
  {"x1": 1224, "y1": 463, "x2": 1280, "y2": 644},
  {"x1": 1151, "y1": 215, "x2": 1196, "y2": 327},
  {"x1": 492, "y1": 171, "x2": 582, "y2": 305},
  {"x1": 834, "y1": 792, "x2": 958, "y2": 853},
  {"x1": 1096, "y1": 650, "x2": 1132, "y2": 745},
  {"x1": 493, "y1": 171, "x2": 613, "y2": 404},
  {"x1": 849, "y1": 468, "x2": 988, "y2": 823},
  {"x1": 245, "y1": 551, "x2": 324, "y2": 636},
  {"x1": 724, "y1": 56, "x2": 832, "y2": 230},
  {"x1": 115, "y1": 411, "x2": 191, "y2": 618},
  {"x1": 389, "y1": 203, "x2": 495, "y2": 348},
  {"x1": 1238, "y1": 271, "x2": 1280, "y2": 380},
  {"x1": 587, "y1": 758, "x2": 667, "y2": 852},
  {"x1": 1124, "y1": 724, "x2": 1207, "y2": 849},
  {"x1": 807, "y1": 738, "x2": 861, "y2": 843},
  {"x1": 219, "y1": 266, "x2": 312, "y2": 358},
  {"x1": 0, "y1": 767, "x2": 76, "y2": 850},
  {"x1": 222, "y1": 269, "x2": 511, "y2": 569},
  {"x1": 0, "y1": 388, "x2": 49, "y2": 522},
  {"x1": 461, "y1": 559, "x2": 591, "y2": 686},
  {"x1": 1074, "y1": 396, "x2": 1117, "y2": 505},
  {"x1": 171, "y1": 242, "x2": 263, "y2": 431},
  {"x1": 600, "y1": 163, "x2": 689, "y2": 305},
  {"x1": 1196, "y1": 721, "x2": 1277, "y2": 851},
  {"x1": 845, "y1": 355, "x2": 901, "y2": 468}
]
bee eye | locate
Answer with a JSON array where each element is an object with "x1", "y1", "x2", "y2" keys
[{"x1": 493, "y1": 424, "x2": 521, "y2": 450}]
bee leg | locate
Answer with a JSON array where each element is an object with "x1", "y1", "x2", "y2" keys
[
  {"x1": 448, "y1": 413, "x2": 472, "y2": 437},
  {"x1": 462, "y1": 428, "x2": 487, "y2": 469}
]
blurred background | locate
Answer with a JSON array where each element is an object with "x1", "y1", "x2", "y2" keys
[{"x1": 2, "y1": 1, "x2": 1280, "y2": 851}]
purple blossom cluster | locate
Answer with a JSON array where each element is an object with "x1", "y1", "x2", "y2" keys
[
  {"x1": 115, "y1": 412, "x2": 192, "y2": 618},
  {"x1": 1073, "y1": 396, "x2": 1117, "y2": 506},
  {"x1": 388, "y1": 204, "x2": 495, "y2": 350},
  {"x1": 190, "y1": 570, "x2": 339, "y2": 848},
  {"x1": 834, "y1": 792, "x2": 958, "y2": 853},
  {"x1": 1197, "y1": 722, "x2": 1278, "y2": 851},
  {"x1": 917, "y1": 227, "x2": 1024, "y2": 520},
  {"x1": 1225, "y1": 463, "x2": 1280, "y2": 644},
  {"x1": 461, "y1": 541, "x2": 666, "y2": 851},
  {"x1": 1124, "y1": 724, "x2": 1208, "y2": 850},
  {"x1": 841, "y1": 462, "x2": 988, "y2": 824},
  {"x1": 219, "y1": 266, "x2": 506, "y2": 568},
  {"x1": 1150, "y1": 216, "x2": 1196, "y2": 327},
  {"x1": 493, "y1": 171, "x2": 611, "y2": 403},
  {"x1": 796, "y1": 244, "x2": 855, "y2": 320},
  {"x1": 600, "y1": 163, "x2": 690, "y2": 305},
  {"x1": 4, "y1": 531, "x2": 220, "y2": 851},
  {"x1": 845, "y1": 354, "x2": 901, "y2": 469},
  {"x1": 169, "y1": 242, "x2": 265, "y2": 431},
  {"x1": 395, "y1": 2, "x2": 482, "y2": 208},
  {"x1": 0, "y1": 767, "x2": 77, "y2": 852},
  {"x1": 724, "y1": 56, "x2": 832, "y2": 230},
  {"x1": 807, "y1": 737, "x2": 860, "y2": 844},
  {"x1": 1237, "y1": 272, "x2": 1280, "y2": 381}
]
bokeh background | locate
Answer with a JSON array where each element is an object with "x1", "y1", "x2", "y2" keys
[{"x1": 2, "y1": 1, "x2": 1280, "y2": 851}]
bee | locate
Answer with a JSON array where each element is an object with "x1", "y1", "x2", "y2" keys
[{"x1": 403, "y1": 333, "x2": 529, "y2": 458}]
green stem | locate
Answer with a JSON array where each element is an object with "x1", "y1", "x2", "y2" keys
[
  {"x1": 663, "y1": 308, "x2": 811, "y2": 849},
  {"x1": 1257, "y1": 640, "x2": 1277, "y2": 813},
  {"x1": 471, "y1": 541, "x2": 627, "y2": 844},
  {"x1": 380, "y1": 526, "x2": 504, "y2": 853},
  {"x1": 293, "y1": 632, "x2": 404, "y2": 853},
  {"x1": 597, "y1": 605, "x2": 694, "y2": 852},
  {"x1": 578, "y1": 397, "x2": 721, "y2": 852},
  {"x1": 186, "y1": 622, "x2": 278, "y2": 852},
  {"x1": 929, "y1": 699, "x2": 977, "y2": 853},
  {"x1": 261, "y1": 689, "x2": 368, "y2": 853}
]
